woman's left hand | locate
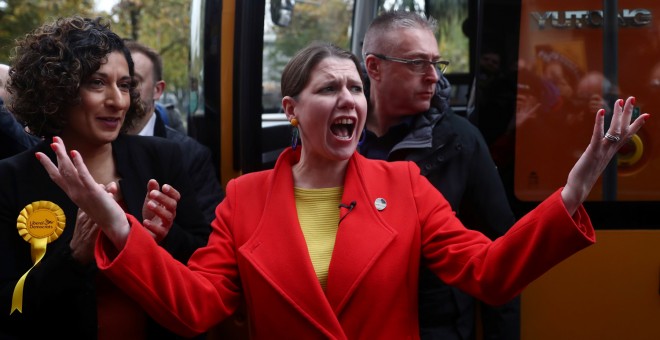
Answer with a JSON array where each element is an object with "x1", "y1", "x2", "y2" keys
[
  {"x1": 562, "y1": 96, "x2": 650, "y2": 214},
  {"x1": 141, "y1": 179, "x2": 181, "y2": 243}
]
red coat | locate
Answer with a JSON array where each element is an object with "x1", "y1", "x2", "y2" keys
[{"x1": 96, "y1": 148, "x2": 595, "y2": 339}]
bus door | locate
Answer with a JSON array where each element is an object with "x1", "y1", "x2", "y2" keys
[{"x1": 473, "y1": 1, "x2": 660, "y2": 338}]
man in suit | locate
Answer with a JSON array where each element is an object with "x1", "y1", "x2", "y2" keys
[{"x1": 125, "y1": 40, "x2": 224, "y2": 223}]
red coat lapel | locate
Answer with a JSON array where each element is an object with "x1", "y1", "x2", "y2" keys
[
  {"x1": 324, "y1": 153, "x2": 397, "y2": 315},
  {"x1": 239, "y1": 148, "x2": 344, "y2": 337},
  {"x1": 238, "y1": 150, "x2": 399, "y2": 335}
]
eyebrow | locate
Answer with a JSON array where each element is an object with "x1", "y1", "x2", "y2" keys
[
  {"x1": 314, "y1": 74, "x2": 363, "y2": 86},
  {"x1": 403, "y1": 53, "x2": 442, "y2": 60},
  {"x1": 92, "y1": 71, "x2": 132, "y2": 81}
]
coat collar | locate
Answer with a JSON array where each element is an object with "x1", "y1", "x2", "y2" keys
[
  {"x1": 153, "y1": 110, "x2": 168, "y2": 138},
  {"x1": 392, "y1": 107, "x2": 446, "y2": 153},
  {"x1": 239, "y1": 148, "x2": 397, "y2": 337},
  {"x1": 111, "y1": 134, "x2": 144, "y2": 218}
]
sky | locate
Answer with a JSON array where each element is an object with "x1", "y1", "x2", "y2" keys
[{"x1": 94, "y1": 0, "x2": 119, "y2": 13}]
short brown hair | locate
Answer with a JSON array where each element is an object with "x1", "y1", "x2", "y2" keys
[
  {"x1": 124, "y1": 39, "x2": 163, "y2": 82},
  {"x1": 362, "y1": 11, "x2": 438, "y2": 57},
  {"x1": 281, "y1": 41, "x2": 363, "y2": 98}
]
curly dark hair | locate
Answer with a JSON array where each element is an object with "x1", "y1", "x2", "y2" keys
[{"x1": 7, "y1": 16, "x2": 144, "y2": 138}]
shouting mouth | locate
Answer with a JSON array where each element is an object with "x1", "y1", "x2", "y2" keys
[{"x1": 330, "y1": 117, "x2": 356, "y2": 140}]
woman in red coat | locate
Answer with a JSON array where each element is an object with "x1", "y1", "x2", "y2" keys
[{"x1": 38, "y1": 42, "x2": 648, "y2": 339}]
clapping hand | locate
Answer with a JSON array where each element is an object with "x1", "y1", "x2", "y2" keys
[
  {"x1": 101, "y1": 175, "x2": 181, "y2": 243},
  {"x1": 70, "y1": 208, "x2": 100, "y2": 264},
  {"x1": 141, "y1": 179, "x2": 181, "y2": 243}
]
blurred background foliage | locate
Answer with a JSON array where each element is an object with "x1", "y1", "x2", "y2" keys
[
  {"x1": 0, "y1": 0, "x2": 191, "y2": 101},
  {"x1": 0, "y1": 0, "x2": 468, "y2": 109}
]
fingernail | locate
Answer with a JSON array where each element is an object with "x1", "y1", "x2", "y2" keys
[
  {"x1": 644, "y1": 114, "x2": 650, "y2": 121},
  {"x1": 619, "y1": 99, "x2": 624, "y2": 107},
  {"x1": 631, "y1": 97, "x2": 636, "y2": 105},
  {"x1": 599, "y1": 109, "x2": 605, "y2": 116},
  {"x1": 35, "y1": 153, "x2": 41, "y2": 160},
  {"x1": 50, "y1": 143, "x2": 57, "y2": 151},
  {"x1": 70, "y1": 151, "x2": 76, "y2": 158}
]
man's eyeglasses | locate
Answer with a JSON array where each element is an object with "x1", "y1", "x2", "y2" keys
[{"x1": 367, "y1": 53, "x2": 450, "y2": 74}]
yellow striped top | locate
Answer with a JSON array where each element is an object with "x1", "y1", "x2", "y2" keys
[{"x1": 294, "y1": 186, "x2": 342, "y2": 290}]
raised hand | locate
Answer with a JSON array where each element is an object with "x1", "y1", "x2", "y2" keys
[
  {"x1": 561, "y1": 96, "x2": 650, "y2": 214},
  {"x1": 36, "y1": 137, "x2": 130, "y2": 249},
  {"x1": 141, "y1": 179, "x2": 181, "y2": 243}
]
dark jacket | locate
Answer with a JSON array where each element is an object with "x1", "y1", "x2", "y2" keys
[
  {"x1": 0, "y1": 98, "x2": 39, "y2": 160},
  {"x1": 0, "y1": 107, "x2": 223, "y2": 223},
  {"x1": 361, "y1": 75, "x2": 520, "y2": 340},
  {"x1": 153, "y1": 112, "x2": 224, "y2": 223},
  {"x1": 0, "y1": 134, "x2": 210, "y2": 339},
  {"x1": 156, "y1": 102, "x2": 186, "y2": 134}
]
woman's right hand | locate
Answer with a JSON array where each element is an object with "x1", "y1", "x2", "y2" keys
[
  {"x1": 70, "y1": 209, "x2": 100, "y2": 264},
  {"x1": 37, "y1": 137, "x2": 130, "y2": 249}
]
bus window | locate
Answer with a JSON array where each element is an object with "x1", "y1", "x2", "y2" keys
[
  {"x1": 428, "y1": 0, "x2": 470, "y2": 74},
  {"x1": 189, "y1": 0, "x2": 204, "y2": 124},
  {"x1": 263, "y1": 0, "x2": 355, "y2": 115},
  {"x1": 427, "y1": 0, "x2": 470, "y2": 110},
  {"x1": 515, "y1": 1, "x2": 658, "y2": 202},
  {"x1": 474, "y1": 0, "x2": 660, "y2": 228}
]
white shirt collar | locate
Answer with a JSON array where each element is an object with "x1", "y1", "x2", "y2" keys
[{"x1": 137, "y1": 112, "x2": 157, "y2": 136}]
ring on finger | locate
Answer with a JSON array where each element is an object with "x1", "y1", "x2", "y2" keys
[{"x1": 604, "y1": 132, "x2": 621, "y2": 143}]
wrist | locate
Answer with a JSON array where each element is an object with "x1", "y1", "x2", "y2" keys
[
  {"x1": 560, "y1": 184, "x2": 586, "y2": 216},
  {"x1": 103, "y1": 215, "x2": 130, "y2": 250}
]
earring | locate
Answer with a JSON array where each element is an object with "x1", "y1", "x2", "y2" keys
[
  {"x1": 357, "y1": 128, "x2": 366, "y2": 147},
  {"x1": 290, "y1": 118, "x2": 299, "y2": 150}
]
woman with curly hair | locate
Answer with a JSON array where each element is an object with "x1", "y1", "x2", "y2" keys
[{"x1": 0, "y1": 16, "x2": 210, "y2": 339}]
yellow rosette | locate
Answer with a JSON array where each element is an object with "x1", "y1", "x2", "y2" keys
[{"x1": 11, "y1": 201, "x2": 66, "y2": 314}]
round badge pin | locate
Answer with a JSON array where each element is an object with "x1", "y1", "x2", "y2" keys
[{"x1": 374, "y1": 197, "x2": 387, "y2": 211}]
